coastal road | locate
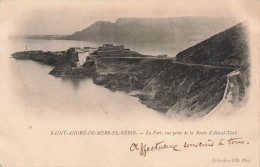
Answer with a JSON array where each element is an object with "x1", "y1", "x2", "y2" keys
[
  {"x1": 95, "y1": 56, "x2": 239, "y2": 70},
  {"x1": 172, "y1": 60, "x2": 239, "y2": 70}
]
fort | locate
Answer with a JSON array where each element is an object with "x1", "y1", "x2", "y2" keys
[{"x1": 97, "y1": 44, "x2": 134, "y2": 57}]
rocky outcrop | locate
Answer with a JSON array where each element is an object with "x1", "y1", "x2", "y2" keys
[
  {"x1": 140, "y1": 62, "x2": 234, "y2": 114},
  {"x1": 12, "y1": 48, "x2": 79, "y2": 67},
  {"x1": 92, "y1": 57, "x2": 171, "y2": 91},
  {"x1": 12, "y1": 50, "x2": 61, "y2": 66},
  {"x1": 11, "y1": 48, "x2": 94, "y2": 78}
]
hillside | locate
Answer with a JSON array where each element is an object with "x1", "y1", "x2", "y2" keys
[
  {"x1": 140, "y1": 22, "x2": 249, "y2": 117},
  {"x1": 176, "y1": 23, "x2": 249, "y2": 67},
  {"x1": 176, "y1": 22, "x2": 250, "y2": 89}
]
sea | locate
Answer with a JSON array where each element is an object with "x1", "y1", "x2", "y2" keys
[
  {"x1": 4, "y1": 38, "x2": 168, "y2": 121},
  {"x1": 0, "y1": 37, "x2": 175, "y2": 165}
]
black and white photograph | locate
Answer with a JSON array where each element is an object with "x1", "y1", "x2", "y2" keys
[{"x1": 0, "y1": 0, "x2": 259, "y2": 166}]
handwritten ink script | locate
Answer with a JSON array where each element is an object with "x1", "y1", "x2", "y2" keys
[{"x1": 130, "y1": 137, "x2": 249, "y2": 157}]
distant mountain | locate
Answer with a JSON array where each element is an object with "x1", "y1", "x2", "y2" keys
[
  {"x1": 66, "y1": 17, "x2": 239, "y2": 51},
  {"x1": 25, "y1": 35, "x2": 67, "y2": 40}
]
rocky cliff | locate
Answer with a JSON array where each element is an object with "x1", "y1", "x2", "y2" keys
[
  {"x1": 140, "y1": 22, "x2": 249, "y2": 118},
  {"x1": 92, "y1": 57, "x2": 171, "y2": 91},
  {"x1": 140, "y1": 62, "x2": 234, "y2": 114}
]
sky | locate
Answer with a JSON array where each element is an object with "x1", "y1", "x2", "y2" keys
[{"x1": 0, "y1": 0, "x2": 258, "y2": 35}]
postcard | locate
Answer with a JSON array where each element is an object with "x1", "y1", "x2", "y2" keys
[{"x1": 0, "y1": 0, "x2": 259, "y2": 166}]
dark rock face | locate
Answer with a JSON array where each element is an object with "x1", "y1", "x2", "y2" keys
[
  {"x1": 141, "y1": 62, "x2": 233, "y2": 115},
  {"x1": 12, "y1": 50, "x2": 59, "y2": 66},
  {"x1": 12, "y1": 48, "x2": 79, "y2": 67},
  {"x1": 92, "y1": 58, "x2": 171, "y2": 91},
  {"x1": 165, "y1": 23, "x2": 248, "y2": 117},
  {"x1": 176, "y1": 23, "x2": 249, "y2": 68}
]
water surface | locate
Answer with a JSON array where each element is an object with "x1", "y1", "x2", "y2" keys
[{"x1": 7, "y1": 38, "x2": 165, "y2": 120}]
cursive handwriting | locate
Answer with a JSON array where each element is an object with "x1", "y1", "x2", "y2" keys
[
  {"x1": 130, "y1": 141, "x2": 180, "y2": 157},
  {"x1": 130, "y1": 137, "x2": 249, "y2": 157},
  {"x1": 184, "y1": 139, "x2": 214, "y2": 148}
]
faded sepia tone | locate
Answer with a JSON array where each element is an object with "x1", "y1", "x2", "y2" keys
[{"x1": 0, "y1": 0, "x2": 259, "y2": 166}]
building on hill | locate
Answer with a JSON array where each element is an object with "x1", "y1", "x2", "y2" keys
[
  {"x1": 157, "y1": 54, "x2": 168, "y2": 58},
  {"x1": 102, "y1": 44, "x2": 113, "y2": 48},
  {"x1": 97, "y1": 44, "x2": 133, "y2": 57}
]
